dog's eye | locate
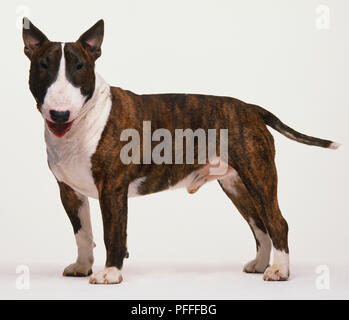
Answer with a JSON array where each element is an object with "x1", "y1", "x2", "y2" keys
[
  {"x1": 76, "y1": 63, "x2": 84, "y2": 70},
  {"x1": 40, "y1": 62, "x2": 49, "y2": 70}
]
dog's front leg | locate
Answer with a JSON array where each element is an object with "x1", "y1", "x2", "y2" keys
[
  {"x1": 58, "y1": 182, "x2": 94, "y2": 277},
  {"x1": 89, "y1": 186, "x2": 127, "y2": 284}
]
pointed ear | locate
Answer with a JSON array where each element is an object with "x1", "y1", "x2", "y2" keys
[
  {"x1": 77, "y1": 19, "x2": 104, "y2": 61},
  {"x1": 22, "y1": 17, "x2": 49, "y2": 60}
]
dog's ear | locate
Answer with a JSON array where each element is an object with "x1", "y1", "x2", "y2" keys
[
  {"x1": 77, "y1": 19, "x2": 104, "y2": 61},
  {"x1": 22, "y1": 17, "x2": 49, "y2": 60}
]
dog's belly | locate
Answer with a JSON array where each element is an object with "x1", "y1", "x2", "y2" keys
[{"x1": 130, "y1": 160, "x2": 237, "y2": 197}]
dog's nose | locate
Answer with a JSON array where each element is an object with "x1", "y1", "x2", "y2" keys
[{"x1": 49, "y1": 110, "x2": 70, "y2": 123}]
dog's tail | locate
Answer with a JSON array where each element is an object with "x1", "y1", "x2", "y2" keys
[{"x1": 253, "y1": 105, "x2": 340, "y2": 149}]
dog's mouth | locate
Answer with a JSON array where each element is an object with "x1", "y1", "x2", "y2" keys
[{"x1": 46, "y1": 120, "x2": 74, "y2": 138}]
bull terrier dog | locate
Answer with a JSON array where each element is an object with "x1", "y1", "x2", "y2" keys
[{"x1": 22, "y1": 18, "x2": 339, "y2": 284}]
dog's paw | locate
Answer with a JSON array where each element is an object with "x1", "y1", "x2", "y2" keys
[
  {"x1": 63, "y1": 262, "x2": 92, "y2": 277},
  {"x1": 243, "y1": 259, "x2": 269, "y2": 274},
  {"x1": 89, "y1": 267, "x2": 123, "y2": 285},
  {"x1": 263, "y1": 264, "x2": 289, "y2": 281}
]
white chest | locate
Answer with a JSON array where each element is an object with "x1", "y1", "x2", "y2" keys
[
  {"x1": 47, "y1": 136, "x2": 99, "y2": 198},
  {"x1": 45, "y1": 76, "x2": 112, "y2": 199}
]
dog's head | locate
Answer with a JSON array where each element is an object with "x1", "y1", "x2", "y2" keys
[{"x1": 22, "y1": 18, "x2": 104, "y2": 137}]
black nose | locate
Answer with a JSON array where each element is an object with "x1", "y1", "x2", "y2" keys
[{"x1": 49, "y1": 110, "x2": 70, "y2": 123}]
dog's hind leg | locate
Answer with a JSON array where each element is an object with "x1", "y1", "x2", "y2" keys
[
  {"x1": 58, "y1": 182, "x2": 94, "y2": 277},
  {"x1": 218, "y1": 172, "x2": 272, "y2": 274},
  {"x1": 230, "y1": 129, "x2": 290, "y2": 281}
]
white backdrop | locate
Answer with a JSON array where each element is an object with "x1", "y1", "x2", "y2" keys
[{"x1": 0, "y1": 0, "x2": 348, "y2": 299}]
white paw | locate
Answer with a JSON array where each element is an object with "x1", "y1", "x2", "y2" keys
[
  {"x1": 63, "y1": 262, "x2": 92, "y2": 277},
  {"x1": 263, "y1": 264, "x2": 289, "y2": 281},
  {"x1": 89, "y1": 267, "x2": 123, "y2": 284},
  {"x1": 243, "y1": 259, "x2": 269, "y2": 273}
]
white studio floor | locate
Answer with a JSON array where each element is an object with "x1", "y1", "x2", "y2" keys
[{"x1": 1, "y1": 259, "x2": 348, "y2": 300}]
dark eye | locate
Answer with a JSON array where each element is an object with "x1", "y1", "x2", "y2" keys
[
  {"x1": 76, "y1": 63, "x2": 84, "y2": 70},
  {"x1": 40, "y1": 62, "x2": 48, "y2": 69}
]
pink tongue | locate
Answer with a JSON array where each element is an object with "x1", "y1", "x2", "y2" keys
[{"x1": 46, "y1": 120, "x2": 73, "y2": 137}]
